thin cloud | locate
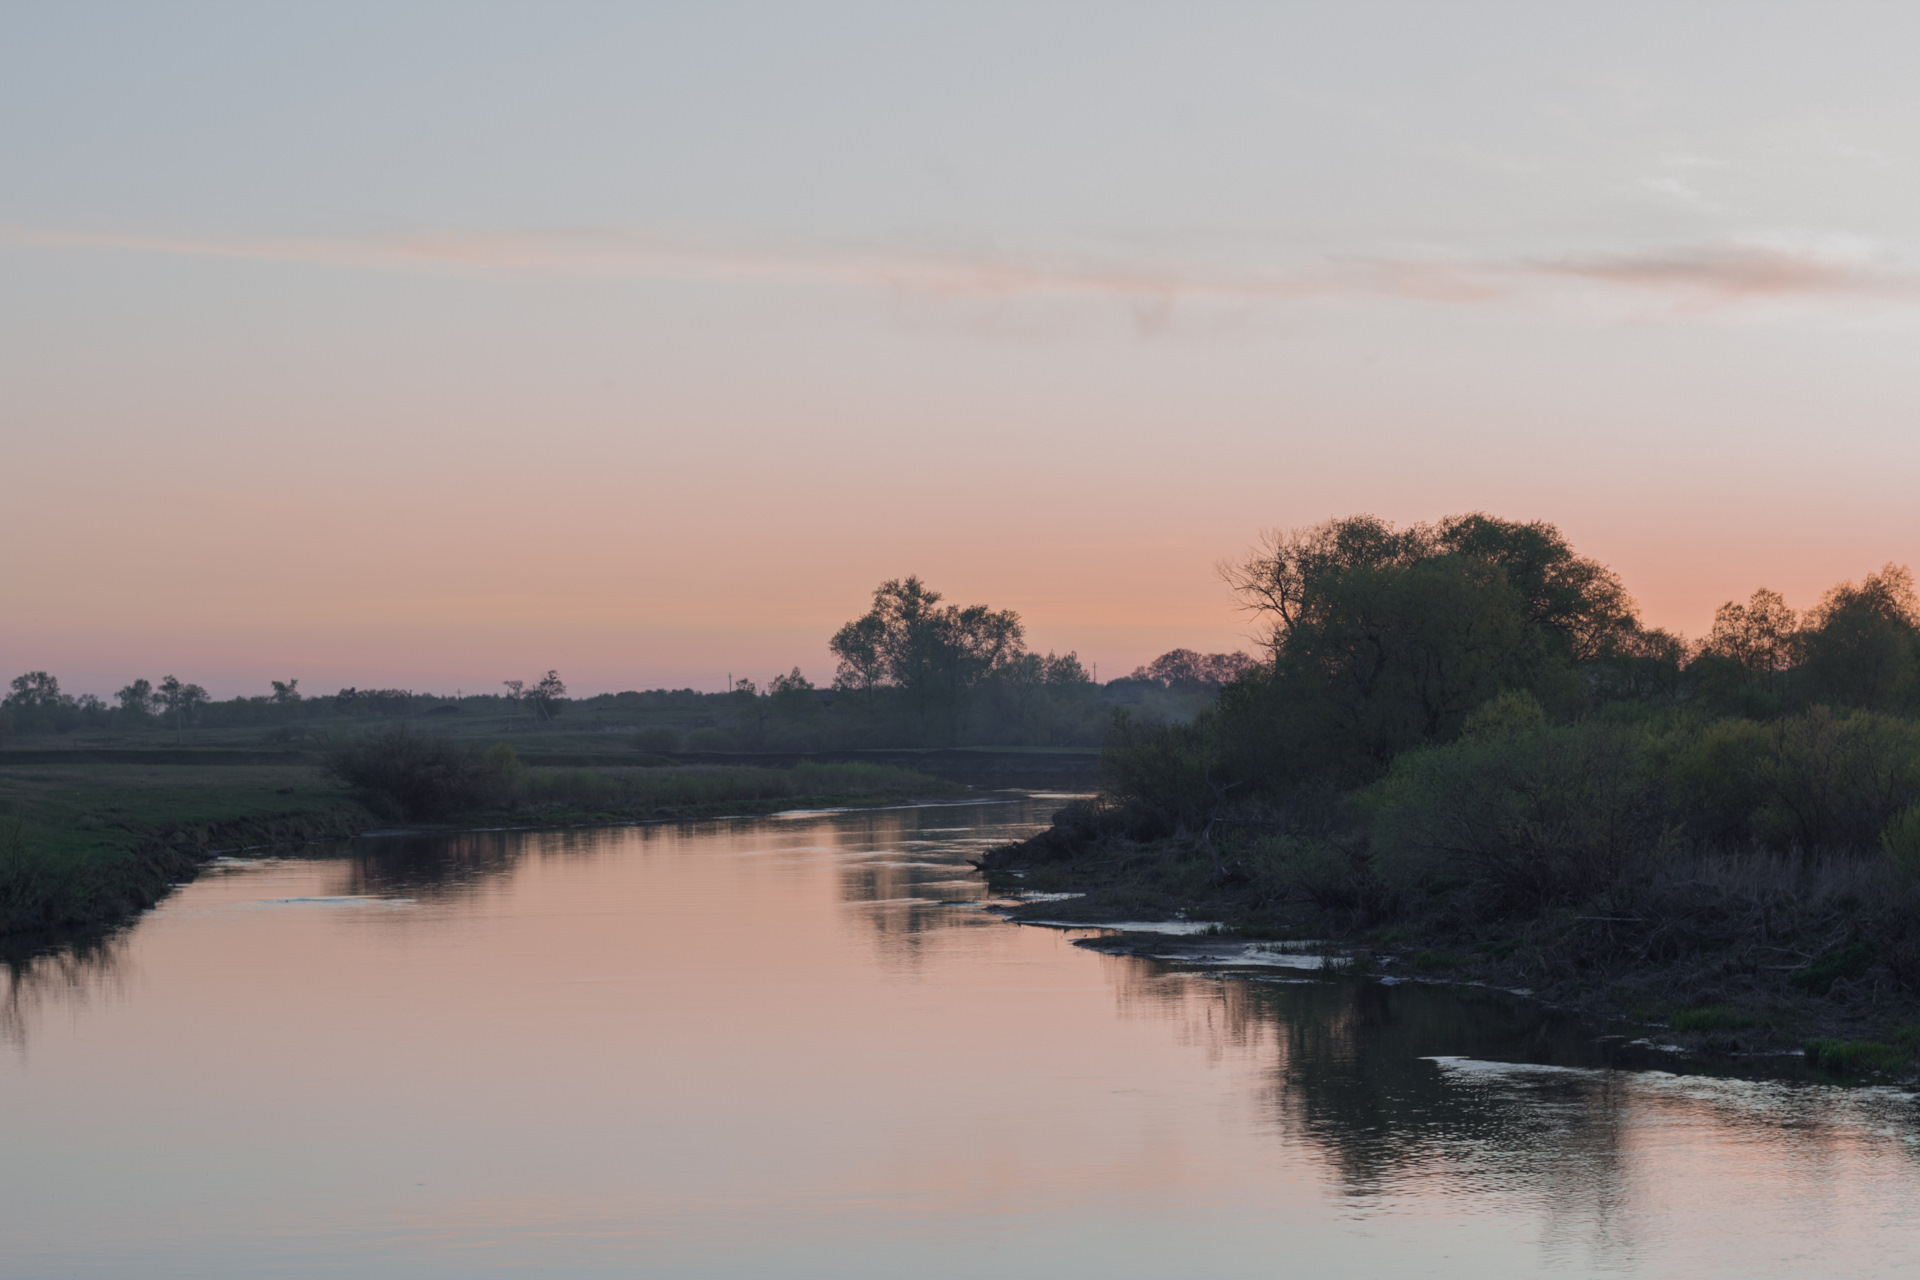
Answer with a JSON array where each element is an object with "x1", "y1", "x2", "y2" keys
[
  {"x1": 1536, "y1": 237, "x2": 1920, "y2": 305},
  {"x1": 7, "y1": 222, "x2": 1919, "y2": 316},
  {"x1": 0, "y1": 222, "x2": 1504, "y2": 309}
]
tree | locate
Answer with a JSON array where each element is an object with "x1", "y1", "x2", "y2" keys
[
  {"x1": 5, "y1": 671, "x2": 62, "y2": 710},
  {"x1": 1219, "y1": 513, "x2": 1600, "y2": 785},
  {"x1": 2, "y1": 671, "x2": 77, "y2": 735},
  {"x1": 728, "y1": 676, "x2": 765, "y2": 745},
  {"x1": 828, "y1": 612, "x2": 888, "y2": 710},
  {"x1": 1797, "y1": 564, "x2": 1919, "y2": 712},
  {"x1": 1129, "y1": 649, "x2": 1255, "y2": 688},
  {"x1": 531, "y1": 671, "x2": 567, "y2": 721},
  {"x1": 156, "y1": 675, "x2": 209, "y2": 744},
  {"x1": 270, "y1": 679, "x2": 301, "y2": 704},
  {"x1": 768, "y1": 668, "x2": 823, "y2": 730},
  {"x1": 115, "y1": 678, "x2": 156, "y2": 719},
  {"x1": 1701, "y1": 588, "x2": 1799, "y2": 699},
  {"x1": 829, "y1": 577, "x2": 1026, "y2": 740}
]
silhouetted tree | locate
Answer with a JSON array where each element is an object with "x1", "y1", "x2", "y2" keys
[
  {"x1": 1797, "y1": 565, "x2": 1919, "y2": 712},
  {"x1": 830, "y1": 577, "x2": 1025, "y2": 740},
  {"x1": 156, "y1": 675, "x2": 208, "y2": 744},
  {"x1": 115, "y1": 678, "x2": 156, "y2": 720},
  {"x1": 531, "y1": 671, "x2": 567, "y2": 721}
]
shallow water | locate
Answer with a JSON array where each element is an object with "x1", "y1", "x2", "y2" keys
[{"x1": 5, "y1": 798, "x2": 1920, "y2": 1278}]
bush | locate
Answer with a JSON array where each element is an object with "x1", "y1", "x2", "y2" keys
[
  {"x1": 323, "y1": 731, "x2": 525, "y2": 821},
  {"x1": 1098, "y1": 711, "x2": 1218, "y2": 832},
  {"x1": 1787, "y1": 941, "x2": 1877, "y2": 996},
  {"x1": 1359, "y1": 720, "x2": 1670, "y2": 910},
  {"x1": 1884, "y1": 803, "x2": 1920, "y2": 882},
  {"x1": 632, "y1": 725, "x2": 684, "y2": 754},
  {"x1": 1753, "y1": 709, "x2": 1920, "y2": 851}
]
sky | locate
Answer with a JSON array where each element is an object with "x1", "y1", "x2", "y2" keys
[{"x1": 4, "y1": 2, "x2": 1918, "y2": 698}]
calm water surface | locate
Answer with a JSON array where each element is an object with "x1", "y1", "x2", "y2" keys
[{"x1": 5, "y1": 797, "x2": 1920, "y2": 1278}]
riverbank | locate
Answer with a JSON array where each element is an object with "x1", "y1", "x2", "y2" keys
[
  {"x1": 977, "y1": 805, "x2": 1920, "y2": 1080},
  {"x1": 0, "y1": 756, "x2": 963, "y2": 953}
]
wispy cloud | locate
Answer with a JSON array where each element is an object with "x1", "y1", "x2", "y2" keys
[
  {"x1": 0, "y1": 222, "x2": 1495, "y2": 306},
  {"x1": 1534, "y1": 234, "x2": 1920, "y2": 306},
  {"x1": 7, "y1": 222, "x2": 1918, "y2": 319}
]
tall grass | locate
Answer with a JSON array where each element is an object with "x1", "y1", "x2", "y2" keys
[
  {"x1": 324, "y1": 729, "x2": 953, "y2": 821},
  {"x1": 527, "y1": 761, "x2": 952, "y2": 813}
]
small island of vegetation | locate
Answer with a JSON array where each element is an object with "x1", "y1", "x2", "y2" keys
[{"x1": 981, "y1": 512, "x2": 1920, "y2": 1076}]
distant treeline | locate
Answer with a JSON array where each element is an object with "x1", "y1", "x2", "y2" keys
[{"x1": 0, "y1": 579, "x2": 1252, "y2": 750}]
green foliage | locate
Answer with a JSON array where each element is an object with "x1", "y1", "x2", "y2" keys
[
  {"x1": 1245, "y1": 835, "x2": 1378, "y2": 914},
  {"x1": 1360, "y1": 720, "x2": 1670, "y2": 908},
  {"x1": 1788, "y1": 942, "x2": 1877, "y2": 996},
  {"x1": 1797, "y1": 566, "x2": 1920, "y2": 713},
  {"x1": 1207, "y1": 513, "x2": 1635, "y2": 795},
  {"x1": 1097, "y1": 712, "x2": 1215, "y2": 833},
  {"x1": 1668, "y1": 1006, "x2": 1756, "y2": 1032},
  {"x1": 323, "y1": 730, "x2": 527, "y2": 820},
  {"x1": 1883, "y1": 803, "x2": 1920, "y2": 883},
  {"x1": 1460, "y1": 690, "x2": 1545, "y2": 740},
  {"x1": 632, "y1": 725, "x2": 685, "y2": 754},
  {"x1": 1804, "y1": 1038, "x2": 1909, "y2": 1075},
  {"x1": 1668, "y1": 709, "x2": 1920, "y2": 851},
  {"x1": 829, "y1": 577, "x2": 1024, "y2": 740}
]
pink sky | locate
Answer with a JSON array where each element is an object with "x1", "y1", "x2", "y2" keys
[{"x1": 3, "y1": 6, "x2": 1917, "y2": 697}]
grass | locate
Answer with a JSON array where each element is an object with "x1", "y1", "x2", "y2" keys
[
  {"x1": 0, "y1": 762, "x2": 374, "y2": 944},
  {"x1": 523, "y1": 760, "x2": 957, "y2": 817},
  {"x1": 0, "y1": 750, "x2": 963, "y2": 945},
  {"x1": 1804, "y1": 1038, "x2": 1911, "y2": 1075},
  {"x1": 1668, "y1": 1006, "x2": 1757, "y2": 1032}
]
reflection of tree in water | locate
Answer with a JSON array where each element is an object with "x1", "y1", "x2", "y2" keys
[
  {"x1": 1111, "y1": 964, "x2": 1920, "y2": 1269},
  {"x1": 1109, "y1": 965, "x2": 1641, "y2": 1264},
  {"x1": 333, "y1": 825, "x2": 635, "y2": 901},
  {"x1": 833, "y1": 800, "x2": 1050, "y2": 964},
  {"x1": 3, "y1": 933, "x2": 130, "y2": 1050}
]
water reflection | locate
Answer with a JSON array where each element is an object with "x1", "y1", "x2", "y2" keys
[
  {"x1": 2, "y1": 934, "x2": 129, "y2": 1049},
  {"x1": 6, "y1": 799, "x2": 1920, "y2": 1278}
]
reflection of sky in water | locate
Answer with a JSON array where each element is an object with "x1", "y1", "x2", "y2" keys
[{"x1": 4, "y1": 797, "x2": 1919, "y2": 1278}]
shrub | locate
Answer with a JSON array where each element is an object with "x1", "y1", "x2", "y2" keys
[
  {"x1": 1099, "y1": 711, "x2": 1218, "y2": 831},
  {"x1": 1460, "y1": 689, "x2": 1545, "y2": 740},
  {"x1": 1359, "y1": 720, "x2": 1669, "y2": 910},
  {"x1": 323, "y1": 731, "x2": 525, "y2": 820},
  {"x1": 1753, "y1": 709, "x2": 1920, "y2": 852},
  {"x1": 1881, "y1": 803, "x2": 1920, "y2": 882},
  {"x1": 632, "y1": 725, "x2": 684, "y2": 754},
  {"x1": 1787, "y1": 941, "x2": 1877, "y2": 996}
]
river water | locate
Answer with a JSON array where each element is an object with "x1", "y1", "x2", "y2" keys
[{"x1": 5, "y1": 797, "x2": 1920, "y2": 1278}]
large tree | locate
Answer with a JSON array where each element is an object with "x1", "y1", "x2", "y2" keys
[
  {"x1": 829, "y1": 577, "x2": 1025, "y2": 739},
  {"x1": 1217, "y1": 513, "x2": 1633, "y2": 783}
]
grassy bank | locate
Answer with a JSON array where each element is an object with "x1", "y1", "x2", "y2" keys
[
  {"x1": 980, "y1": 791, "x2": 1920, "y2": 1078},
  {"x1": 0, "y1": 736, "x2": 962, "y2": 949},
  {"x1": 0, "y1": 762, "x2": 376, "y2": 949}
]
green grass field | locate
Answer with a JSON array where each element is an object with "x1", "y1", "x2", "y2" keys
[{"x1": 0, "y1": 752, "x2": 965, "y2": 948}]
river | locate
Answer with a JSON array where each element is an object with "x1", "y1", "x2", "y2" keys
[{"x1": 5, "y1": 797, "x2": 1919, "y2": 1277}]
